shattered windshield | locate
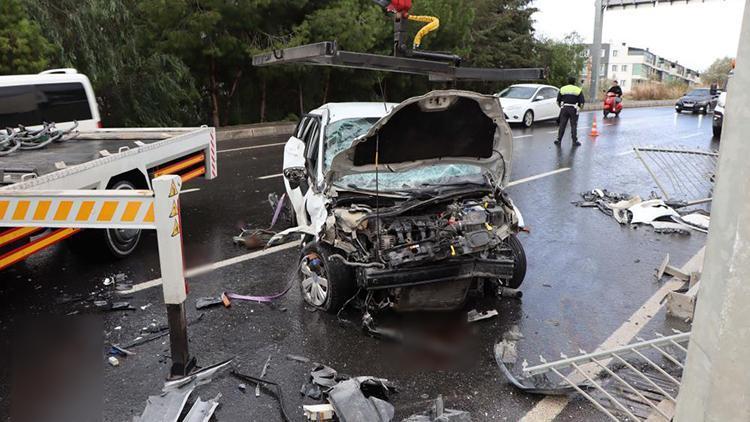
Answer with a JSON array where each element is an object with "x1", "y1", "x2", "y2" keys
[
  {"x1": 324, "y1": 117, "x2": 379, "y2": 170},
  {"x1": 335, "y1": 164, "x2": 490, "y2": 192}
]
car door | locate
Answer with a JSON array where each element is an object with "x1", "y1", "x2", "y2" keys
[
  {"x1": 538, "y1": 87, "x2": 560, "y2": 120},
  {"x1": 284, "y1": 115, "x2": 318, "y2": 225}
]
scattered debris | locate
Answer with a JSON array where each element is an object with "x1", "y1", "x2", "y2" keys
[
  {"x1": 196, "y1": 296, "x2": 223, "y2": 310},
  {"x1": 656, "y1": 255, "x2": 691, "y2": 282},
  {"x1": 232, "y1": 193, "x2": 289, "y2": 249},
  {"x1": 121, "y1": 314, "x2": 205, "y2": 349},
  {"x1": 221, "y1": 292, "x2": 231, "y2": 308},
  {"x1": 183, "y1": 394, "x2": 221, "y2": 422},
  {"x1": 303, "y1": 404, "x2": 336, "y2": 421},
  {"x1": 574, "y1": 189, "x2": 707, "y2": 234},
  {"x1": 327, "y1": 377, "x2": 396, "y2": 422},
  {"x1": 140, "y1": 303, "x2": 152, "y2": 311},
  {"x1": 109, "y1": 345, "x2": 135, "y2": 357},
  {"x1": 667, "y1": 281, "x2": 701, "y2": 321},
  {"x1": 232, "y1": 370, "x2": 292, "y2": 422},
  {"x1": 285, "y1": 354, "x2": 310, "y2": 364},
  {"x1": 403, "y1": 395, "x2": 471, "y2": 422},
  {"x1": 109, "y1": 301, "x2": 136, "y2": 311},
  {"x1": 103, "y1": 277, "x2": 113, "y2": 286},
  {"x1": 107, "y1": 356, "x2": 120, "y2": 367},
  {"x1": 256, "y1": 355, "x2": 272, "y2": 397},
  {"x1": 467, "y1": 309, "x2": 498, "y2": 323},
  {"x1": 223, "y1": 279, "x2": 295, "y2": 304},
  {"x1": 238, "y1": 383, "x2": 247, "y2": 393},
  {"x1": 680, "y1": 213, "x2": 710, "y2": 232}
]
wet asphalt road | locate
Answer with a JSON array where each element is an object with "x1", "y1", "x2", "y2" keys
[{"x1": 0, "y1": 106, "x2": 716, "y2": 421}]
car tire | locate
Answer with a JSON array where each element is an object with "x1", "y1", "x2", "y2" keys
[
  {"x1": 504, "y1": 235, "x2": 527, "y2": 289},
  {"x1": 102, "y1": 180, "x2": 143, "y2": 258},
  {"x1": 713, "y1": 125, "x2": 722, "y2": 139},
  {"x1": 522, "y1": 110, "x2": 534, "y2": 128},
  {"x1": 615, "y1": 111, "x2": 620, "y2": 117},
  {"x1": 675, "y1": 107, "x2": 682, "y2": 113},
  {"x1": 299, "y1": 242, "x2": 355, "y2": 313}
]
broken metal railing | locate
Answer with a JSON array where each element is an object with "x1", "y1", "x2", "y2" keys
[
  {"x1": 633, "y1": 146, "x2": 718, "y2": 204},
  {"x1": 522, "y1": 331, "x2": 691, "y2": 421}
]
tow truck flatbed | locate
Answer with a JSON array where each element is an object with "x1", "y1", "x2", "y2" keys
[
  {"x1": 1, "y1": 127, "x2": 216, "y2": 190},
  {"x1": 0, "y1": 127, "x2": 217, "y2": 270}
]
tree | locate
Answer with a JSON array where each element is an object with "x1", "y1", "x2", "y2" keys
[
  {"x1": 0, "y1": 0, "x2": 54, "y2": 74},
  {"x1": 23, "y1": 0, "x2": 200, "y2": 126},
  {"x1": 701, "y1": 57, "x2": 734, "y2": 87},
  {"x1": 536, "y1": 33, "x2": 586, "y2": 88},
  {"x1": 467, "y1": 0, "x2": 538, "y2": 69}
]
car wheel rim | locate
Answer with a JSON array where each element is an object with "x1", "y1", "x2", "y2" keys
[
  {"x1": 524, "y1": 112, "x2": 532, "y2": 126},
  {"x1": 300, "y1": 254, "x2": 329, "y2": 307},
  {"x1": 108, "y1": 183, "x2": 140, "y2": 253}
]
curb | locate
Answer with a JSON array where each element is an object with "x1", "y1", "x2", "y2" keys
[
  {"x1": 217, "y1": 123, "x2": 296, "y2": 141},
  {"x1": 582, "y1": 99, "x2": 677, "y2": 111}
]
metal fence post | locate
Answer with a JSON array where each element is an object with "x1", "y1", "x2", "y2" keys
[{"x1": 152, "y1": 175, "x2": 194, "y2": 377}]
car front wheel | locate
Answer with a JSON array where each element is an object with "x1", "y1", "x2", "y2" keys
[
  {"x1": 522, "y1": 110, "x2": 534, "y2": 128},
  {"x1": 504, "y1": 235, "x2": 527, "y2": 289},
  {"x1": 299, "y1": 242, "x2": 355, "y2": 313}
]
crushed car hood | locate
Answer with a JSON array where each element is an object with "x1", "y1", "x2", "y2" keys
[{"x1": 328, "y1": 90, "x2": 513, "y2": 188}]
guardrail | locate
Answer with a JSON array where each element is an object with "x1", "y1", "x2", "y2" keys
[{"x1": 0, "y1": 175, "x2": 194, "y2": 377}]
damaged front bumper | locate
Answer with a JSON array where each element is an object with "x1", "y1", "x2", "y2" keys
[{"x1": 360, "y1": 256, "x2": 514, "y2": 290}]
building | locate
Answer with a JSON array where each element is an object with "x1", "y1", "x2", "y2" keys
[{"x1": 580, "y1": 42, "x2": 701, "y2": 92}]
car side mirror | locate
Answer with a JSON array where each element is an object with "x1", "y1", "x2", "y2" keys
[
  {"x1": 284, "y1": 166, "x2": 307, "y2": 190},
  {"x1": 534, "y1": 95, "x2": 544, "y2": 101}
]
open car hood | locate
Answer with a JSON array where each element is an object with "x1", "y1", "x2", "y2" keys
[{"x1": 328, "y1": 90, "x2": 513, "y2": 188}]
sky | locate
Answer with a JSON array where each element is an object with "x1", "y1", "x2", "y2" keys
[{"x1": 531, "y1": 0, "x2": 746, "y2": 71}]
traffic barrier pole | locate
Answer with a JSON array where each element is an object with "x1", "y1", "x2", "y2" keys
[
  {"x1": 0, "y1": 174, "x2": 194, "y2": 378},
  {"x1": 152, "y1": 176, "x2": 195, "y2": 377}
]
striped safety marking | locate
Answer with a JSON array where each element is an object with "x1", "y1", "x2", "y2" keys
[
  {"x1": 209, "y1": 129, "x2": 218, "y2": 178},
  {"x1": 0, "y1": 197, "x2": 156, "y2": 229},
  {"x1": 0, "y1": 227, "x2": 42, "y2": 247},
  {"x1": 0, "y1": 228, "x2": 79, "y2": 270},
  {"x1": 154, "y1": 153, "x2": 206, "y2": 177}
]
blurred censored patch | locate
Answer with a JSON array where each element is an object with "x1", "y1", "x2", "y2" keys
[{"x1": 9, "y1": 315, "x2": 102, "y2": 422}]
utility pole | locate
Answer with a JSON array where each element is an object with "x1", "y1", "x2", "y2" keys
[
  {"x1": 674, "y1": 3, "x2": 750, "y2": 421},
  {"x1": 589, "y1": 0, "x2": 605, "y2": 101}
]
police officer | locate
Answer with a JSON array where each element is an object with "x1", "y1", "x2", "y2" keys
[{"x1": 555, "y1": 77, "x2": 586, "y2": 146}]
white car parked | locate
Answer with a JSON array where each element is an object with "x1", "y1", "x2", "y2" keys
[{"x1": 496, "y1": 84, "x2": 560, "y2": 128}]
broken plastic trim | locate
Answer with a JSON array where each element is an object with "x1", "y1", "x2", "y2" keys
[{"x1": 231, "y1": 370, "x2": 292, "y2": 422}]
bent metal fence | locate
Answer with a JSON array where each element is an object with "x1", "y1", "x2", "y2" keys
[
  {"x1": 0, "y1": 175, "x2": 194, "y2": 377},
  {"x1": 633, "y1": 146, "x2": 718, "y2": 204},
  {"x1": 522, "y1": 331, "x2": 691, "y2": 421}
]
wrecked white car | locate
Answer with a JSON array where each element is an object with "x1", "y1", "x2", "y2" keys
[{"x1": 279, "y1": 90, "x2": 527, "y2": 313}]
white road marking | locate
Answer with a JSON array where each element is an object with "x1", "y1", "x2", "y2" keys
[
  {"x1": 180, "y1": 188, "x2": 201, "y2": 194},
  {"x1": 218, "y1": 142, "x2": 286, "y2": 154},
  {"x1": 257, "y1": 173, "x2": 283, "y2": 180},
  {"x1": 679, "y1": 133, "x2": 703, "y2": 140},
  {"x1": 120, "y1": 242, "x2": 299, "y2": 294},
  {"x1": 546, "y1": 130, "x2": 559, "y2": 134},
  {"x1": 514, "y1": 134, "x2": 534, "y2": 139},
  {"x1": 520, "y1": 247, "x2": 706, "y2": 421},
  {"x1": 508, "y1": 168, "x2": 570, "y2": 187},
  {"x1": 616, "y1": 150, "x2": 635, "y2": 157}
]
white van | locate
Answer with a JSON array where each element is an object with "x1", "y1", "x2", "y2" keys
[{"x1": 0, "y1": 68, "x2": 101, "y2": 131}]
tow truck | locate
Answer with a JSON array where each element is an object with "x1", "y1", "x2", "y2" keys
[
  {"x1": 0, "y1": 126, "x2": 216, "y2": 271},
  {"x1": 253, "y1": 0, "x2": 546, "y2": 82}
]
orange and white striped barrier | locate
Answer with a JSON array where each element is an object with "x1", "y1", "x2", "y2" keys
[{"x1": 0, "y1": 175, "x2": 194, "y2": 376}]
